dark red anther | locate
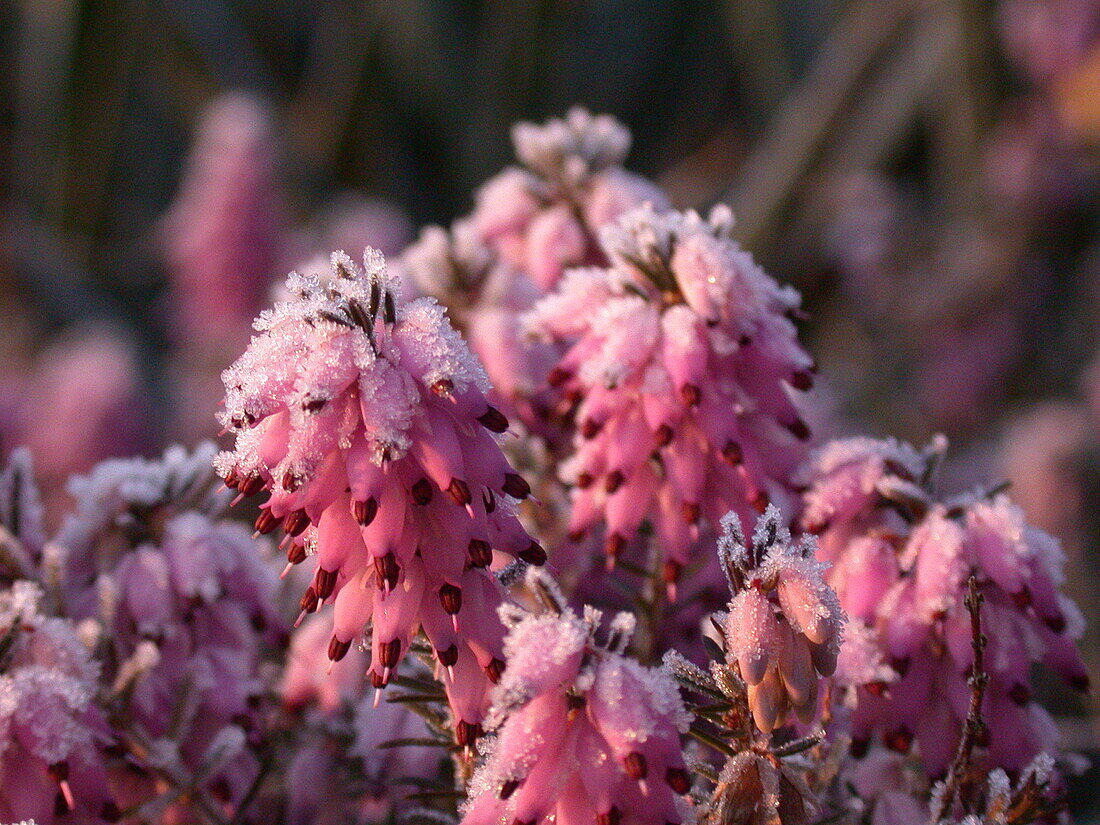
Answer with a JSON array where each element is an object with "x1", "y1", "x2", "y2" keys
[
  {"x1": 681, "y1": 501, "x2": 700, "y2": 524},
  {"x1": 477, "y1": 405, "x2": 509, "y2": 433},
  {"x1": 455, "y1": 720, "x2": 483, "y2": 747},
  {"x1": 502, "y1": 472, "x2": 531, "y2": 499},
  {"x1": 328, "y1": 636, "x2": 351, "y2": 662},
  {"x1": 483, "y1": 490, "x2": 497, "y2": 513},
  {"x1": 663, "y1": 559, "x2": 682, "y2": 585},
  {"x1": 666, "y1": 767, "x2": 691, "y2": 794},
  {"x1": 379, "y1": 637, "x2": 402, "y2": 669},
  {"x1": 281, "y1": 471, "x2": 302, "y2": 493},
  {"x1": 654, "y1": 423, "x2": 674, "y2": 447},
  {"x1": 287, "y1": 542, "x2": 307, "y2": 565},
  {"x1": 547, "y1": 366, "x2": 571, "y2": 387},
  {"x1": 299, "y1": 586, "x2": 319, "y2": 614},
  {"x1": 576, "y1": 472, "x2": 594, "y2": 489},
  {"x1": 485, "y1": 657, "x2": 506, "y2": 684},
  {"x1": 604, "y1": 533, "x2": 626, "y2": 561},
  {"x1": 850, "y1": 737, "x2": 870, "y2": 759},
  {"x1": 223, "y1": 468, "x2": 240, "y2": 489},
  {"x1": 787, "y1": 418, "x2": 811, "y2": 441},
  {"x1": 315, "y1": 568, "x2": 338, "y2": 601},
  {"x1": 500, "y1": 779, "x2": 520, "y2": 800},
  {"x1": 864, "y1": 681, "x2": 889, "y2": 697},
  {"x1": 519, "y1": 541, "x2": 547, "y2": 566},
  {"x1": 432, "y1": 378, "x2": 454, "y2": 396},
  {"x1": 440, "y1": 583, "x2": 463, "y2": 614},
  {"x1": 352, "y1": 497, "x2": 378, "y2": 526},
  {"x1": 284, "y1": 509, "x2": 310, "y2": 536},
  {"x1": 791, "y1": 370, "x2": 814, "y2": 391},
  {"x1": 605, "y1": 470, "x2": 625, "y2": 494},
  {"x1": 468, "y1": 539, "x2": 493, "y2": 568},
  {"x1": 411, "y1": 478, "x2": 433, "y2": 505},
  {"x1": 597, "y1": 807, "x2": 622, "y2": 825},
  {"x1": 890, "y1": 656, "x2": 911, "y2": 677},
  {"x1": 254, "y1": 509, "x2": 279, "y2": 535},
  {"x1": 437, "y1": 643, "x2": 459, "y2": 667},
  {"x1": 722, "y1": 440, "x2": 743, "y2": 466},
  {"x1": 568, "y1": 529, "x2": 586, "y2": 543},
  {"x1": 238, "y1": 473, "x2": 266, "y2": 497},
  {"x1": 448, "y1": 478, "x2": 471, "y2": 506},
  {"x1": 680, "y1": 383, "x2": 701, "y2": 407},
  {"x1": 374, "y1": 552, "x2": 400, "y2": 591},
  {"x1": 750, "y1": 489, "x2": 770, "y2": 514},
  {"x1": 884, "y1": 726, "x2": 913, "y2": 753},
  {"x1": 581, "y1": 418, "x2": 603, "y2": 439},
  {"x1": 623, "y1": 751, "x2": 648, "y2": 779}
]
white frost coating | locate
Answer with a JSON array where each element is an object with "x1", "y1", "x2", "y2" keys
[{"x1": 512, "y1": 107, "x2": 631, "y2": 183}]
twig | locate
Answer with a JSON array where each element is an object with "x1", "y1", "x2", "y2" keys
[{"x1": 931, "y1": 576, "x2": 987, "y2": 822}]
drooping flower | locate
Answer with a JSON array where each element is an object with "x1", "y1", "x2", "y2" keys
[
  {"x1": 799, "y1": 436, "x2": 1089, "y2": 777},
  {"x1": 526, "y1": 204, "x2": 815, "y2": 584},
  {"x1": 51, "y1": 443, "x2": 287, "y2": 820},
  {"x1": 472, "y1": 108, "x2": 669, "y2": 292},
  {"x1": 0, "y1": 581, "x2": 116, "y2": 824},
  {"x1": 718, "y1": 505, "x2": 844, "y2": 733},
  {"x1": 461, "y1": 570, "x2": 693, "y2": 825},
  {"x1": 216, "y1": 249, "x2": 543, "y2": 740}
]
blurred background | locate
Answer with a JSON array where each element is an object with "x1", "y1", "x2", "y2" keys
[{"x1": 3, "y1": 0, "x2": 1100, "y2": 816}]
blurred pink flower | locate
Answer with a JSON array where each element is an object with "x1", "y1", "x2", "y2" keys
[{"x1": 800, "y1": 436, "x2": 1088, "y2": 778}]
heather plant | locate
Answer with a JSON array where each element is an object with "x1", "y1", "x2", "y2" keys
[{"x1": 0, "y1": 102, "x2": 1093, "y2": 825}]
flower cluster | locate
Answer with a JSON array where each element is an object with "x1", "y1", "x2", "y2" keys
[
  {"x1": 462, "y1": 571, "x2": 692, "y2": 825},
  {"x1": 472, "y1": 108, "x2": 668, "y2": 291},
  {"x1": 527, "y1": 204, "x2": 815, "y2": 583},
  {"x1": 719, "y1": 505, "x2": 843, "y2": 733},
  {"x1": 216, "y1": 249, "x2": 543, "y2": 739},
  {"x1": 0, "y1": 582, "x2": 114, "y2": 824},
  {"x1": 800, "y1": 436, "x2": 1089, "y2": 776},
  {"x1": 51, "y1": 443, "x2": 286, "y2": 818}
]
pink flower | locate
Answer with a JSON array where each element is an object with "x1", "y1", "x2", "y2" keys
[
  {"x1": 0, "y1": 581, "x2": 115, "y2": 824},
  {"x1": 461, "y1": 572, "x2": 693, "y2": 825},
  {"x1": 161, "y1": 94, "x2": 287, "y2": 345},
  {"x1": 719, "y1": 506, "x2": 843, "y2": 732},
  {"x1": 52, "y1": 444, "x2": 286, "y2": 818},
  {"x1": 800, "y1": 436, "x2": 1089, "y2": 778},
  {"x1": 472, "y1": 108, "x2": 668, "y2": 291},
  {"x1": 216, "y1": 249, "x2": 542, "y2": 740},
  {"x1": 527, "y1": 205, "x2": 815, "y2": 584}
]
